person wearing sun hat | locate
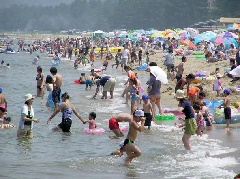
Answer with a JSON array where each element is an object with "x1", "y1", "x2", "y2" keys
[
  {"x1": 164, "y1": 90, "x2": 197, "y2": 150},
  {"x1": 122, "y1": 109, "x2": 145, "y2": 165},
  {"x1": 17, "y1": 93, "x2": 39, "y2": 138},
  {"x1": 0, "y1": 87, "x2": 7, "y2": 109}
]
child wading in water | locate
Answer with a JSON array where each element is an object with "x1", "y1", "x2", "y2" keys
[
  {"x1": 218, "y1": 88, "x2": 231, "y2": 130},
  {"x1": 122, "y1": 110, "x2": 145, "y2": 165},
  {"x1": 142, "y1": 94, "x2": 153, "y2": 130},
  {"x1": 86, "y1": 112, "x2": 97, "y2": 129},
  {"x1": 129, "y1": 78, "x2": 138, "y2": 114},
  {"x1": 193, "y1": 104, "x2": 204, "y2": 136}
]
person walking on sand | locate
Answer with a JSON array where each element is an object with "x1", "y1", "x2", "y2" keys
[
  {"x1": 122, "y1": 110, "x2": 145, "y2": 165},
  {"x1": 165, "y1": 48, "x2": 175, "y2": 80},
  {"x1": 47, "y1": 92, "x2": 86, "y2": 132},
  {"x1": 175, "y1": 56, "x2": 187, "y2": 82},
  {"x1": 109, "y1": 113, "x2": 133, "y2": 139},
  {"x1": 50, "y1": 67, "x2": 62, "y2": 110}
]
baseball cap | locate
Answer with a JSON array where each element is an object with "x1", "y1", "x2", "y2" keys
[
  {"x1": 223, "y1": 88, "x2": 231, "y2": 95},
  {"x1": 142, "y1": 94, "x2": 149, "y2": 100}
]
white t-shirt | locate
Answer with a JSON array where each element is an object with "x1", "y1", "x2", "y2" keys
[{"x1": 121, "y1": 49, "x2": 130, "y2": 59}]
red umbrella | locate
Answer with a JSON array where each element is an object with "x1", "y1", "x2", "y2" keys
[{"x1": 179, "y1": 39, "x2": 195, "y2": 48}]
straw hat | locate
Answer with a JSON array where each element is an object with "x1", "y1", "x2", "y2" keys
[
  {"x1": 175, "y1": 90, "x2": 186, "y2": 99},
  {"x1": 25, "y1": 93, "x2": 34, "y2": 101},
  {"x1": 216, "y1": 73, "x2": 222, "y2": 78}
]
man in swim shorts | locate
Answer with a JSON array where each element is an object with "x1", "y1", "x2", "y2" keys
[
  {"x1": 109, "y1": 113, "x2": 133, "y2": 139},
  {"x1": 93, "y1": 75, "x2": 116, "y2": 99},
  {"x1": 50, "y1": 67, "x2": 62, "y2": 110}
]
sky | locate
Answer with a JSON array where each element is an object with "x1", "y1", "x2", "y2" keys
[{"x1": 0, "y1": 0, "x2": 75, "y2": 8}]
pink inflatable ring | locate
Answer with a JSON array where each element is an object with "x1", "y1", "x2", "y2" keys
[{"x1": 83, "y1": 128, "x2": 105, "y2": 135}]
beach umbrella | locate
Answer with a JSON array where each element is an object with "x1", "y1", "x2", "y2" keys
[
  {"x1": 194, "y1": 37, "x2": 202, "y2": 44},
  {"x1": 214, "y1": 36, "x2": 224, "y2": 44},
  {"x1": 149, "y1": 66, "x2": 168, "y2": 84},
  {"x1": 233, "y1": 23, "x2": 240, "y2": 28},
  {"x1": 222, "y1": 32, "x2": 238, "y2": 38},
  {"x1": 179, "y1": 31, "x2": 190, "y2": 38},
  {"x1": 179, "y1": 39, "x2": 195, "y2": 48}
]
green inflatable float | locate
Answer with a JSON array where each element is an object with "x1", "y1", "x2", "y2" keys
[{"x1": 155, "y1": 113, "x2": 175, "y2": 120}]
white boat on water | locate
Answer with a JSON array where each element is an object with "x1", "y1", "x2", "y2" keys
[
  {"x1": 5, "y1": 50, "x2": 16, "y2": 54},
  {"x1": 4, "y1": 47, "x2": 16, "y2": 54}
]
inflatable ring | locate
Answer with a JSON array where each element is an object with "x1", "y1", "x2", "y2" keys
[
  {"x1": 51, "y1": 59, "x2": 61, "y2": 66},
  {"x1": 83, "y1": 128, "x2": 105, "y2": 134},
  {"x1": 1, "y1": 124, "x2": 15, "y2": 128},
  {"x1": 192, "y1": 51, "x2": 204, "y2": 55},
  {"x1": 94, "y1": 69, "x2": 102, "y2": 73},
  {"x1": 164, "y1": 108, "x2": 183, "y2": 116},
  {"x1": 155, "y1": 113, "x2": 175, "y2": 120},
  {"x1": 74, "y1": 80, "x2": 80, "y2": 84},
  {"x1": 194, "y1": 55, "x2": 205, "y2": 59},
  {"x1": 120, "y1": 126, "x2": 127, "y2": 131}
]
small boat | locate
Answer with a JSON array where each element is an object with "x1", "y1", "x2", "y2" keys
[
  {"x1": 4, "y1": 47, "x2": 16, "y2": 54},
  {"x1": 5, "y1": 50, "x2": 16, "y2": 54}
]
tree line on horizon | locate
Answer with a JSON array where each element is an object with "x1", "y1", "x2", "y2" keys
[{"x1": 0, "y1": 0, "x2": 239, "y2": 33}]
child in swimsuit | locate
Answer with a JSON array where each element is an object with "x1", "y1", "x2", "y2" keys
[
  {"x1": 193, "y1": 104, "x2": 204, "y2": 136},
  {"x1": 129, "y1": 78, "x2": 138, "y2": 114},
  {"x1": 142, "y1": 94, "x2": 153, "y2": 130},
  {"x1": 86, "y1": 112, "x2": 97, "y2": 129}
]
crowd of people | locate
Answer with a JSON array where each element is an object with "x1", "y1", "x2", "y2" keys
[{"x1": 1, "y1": 30, "x2": 240, "y2": 170}]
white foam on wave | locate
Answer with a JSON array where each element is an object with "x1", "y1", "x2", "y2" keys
[{"x1": 147, "y1": 122, "x2": 238, "y2": 178}]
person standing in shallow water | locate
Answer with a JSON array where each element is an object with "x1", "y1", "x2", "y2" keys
[
  {"x1": 17, "y1": 93, "x2": 39, "y2": 138},
  {"x1": 50, "y1": 67, "x2": 62, "y2": 110},
  {"x1": 165, "y1": 90, "x2": 197, "y2": 150},
  {"x1": 47, "y1": 92, "x2": 86, "y2": 132},
  {"x1": 36, "y1": 66, "x2": 45, "y2": 97}
]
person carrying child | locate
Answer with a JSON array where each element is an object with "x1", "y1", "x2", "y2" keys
[
  {"x1": 218, "y1": 88, "x2": 231, "y2": 130},
  {"x1": 142, "y1": 94, "x2": 153, "y2": 130}
]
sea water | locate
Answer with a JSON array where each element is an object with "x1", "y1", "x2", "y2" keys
[{"x1": 0, "y1": 42, "x2": 239, "y2": 179}]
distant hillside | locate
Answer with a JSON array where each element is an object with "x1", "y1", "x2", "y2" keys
[{"x1": 0, "y1": 0, "x2": 75, "y2": 8}]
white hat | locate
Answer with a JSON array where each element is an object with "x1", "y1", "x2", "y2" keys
[
  {"x1": 175, "y1": 90, "x2": 186, "y2": 99},
  {"x1": 134, "y1": 110, "x2": 144, "y2": 117},
  {"x1": 25, "y1": 93, "x2": 34, "y2": 101}
]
